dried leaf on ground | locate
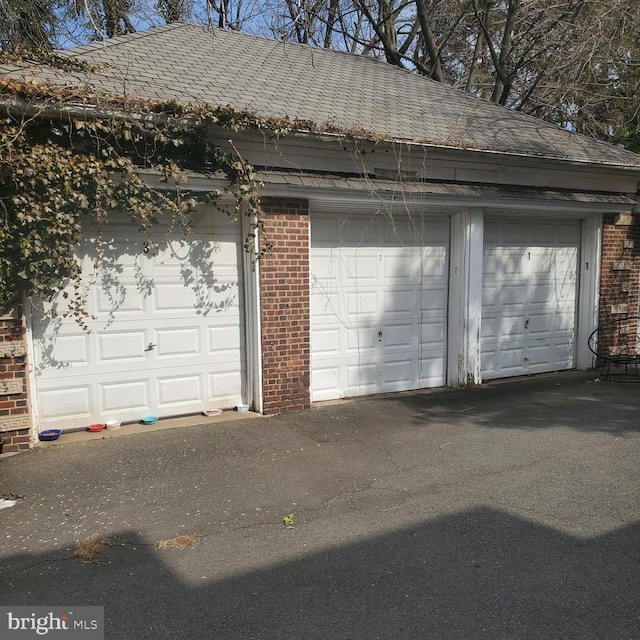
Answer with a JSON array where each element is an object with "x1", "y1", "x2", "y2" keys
[
  {"x1": 156, "y1": 535, "x2": 197, "y2": 550},
  {"x1": 75, "y1": 534, "x2": 105, "y2": 563}
]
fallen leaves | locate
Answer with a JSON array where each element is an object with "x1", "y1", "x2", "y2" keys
[
  {"x1": 156, "y1": 535, "x2": 197, "y2": 550},
  {"x1": 75, "y1": 534, "x2": 105, "y2": 563}
]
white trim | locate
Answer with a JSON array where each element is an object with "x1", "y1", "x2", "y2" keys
[
  {"x1": 447, "y1": 210, "x2": 484, "y2": 386},
  {"x1": 576, "y1": 215, "x2": 602, "y2": 369},
  {"x1": 241, "y1": 211, "x2": 264, "y2": 413},
  {"x1": 22, "y1": 301, "x2": 40, "y2": 446}
]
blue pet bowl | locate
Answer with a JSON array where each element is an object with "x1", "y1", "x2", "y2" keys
[
  {"x1": 141, "y1": 415, "x2": 158, "y2": 425},
  {"x1": 39, "y1": 429, "x2": 61, "y2": 441}
]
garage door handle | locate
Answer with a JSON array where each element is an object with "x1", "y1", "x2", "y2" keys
[
  {"x1": 378, "y1": 330, "x2": 383, "y2": 342},
  {"x1": 146, "y1": 342, "x2": 157, "y2": 351},
  {"x1": 524, "y1": 319, "x2": 529, "y2": 329}
]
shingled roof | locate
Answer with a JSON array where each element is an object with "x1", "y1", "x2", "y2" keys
[{"x1": 2, "y1": 22, "x2": 640, "y2": 169}]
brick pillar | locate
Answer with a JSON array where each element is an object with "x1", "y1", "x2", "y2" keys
[
  {"x1": 598, "y1": 212, "x2": 640, "y2": 352},
  {"x1": 0, "y1": 307, "x2": 32, "y2": 453},
  {"x1": 259, "y1": 197, "x2": 311, "y2": 415}
]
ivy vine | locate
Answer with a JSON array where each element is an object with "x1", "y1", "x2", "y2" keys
[
  {"x1": 0, "y1": 61, "x2": 383, "y2": 326},
  {"x1": 0, "y1": 78, "x2": 275, "y2": 323}
]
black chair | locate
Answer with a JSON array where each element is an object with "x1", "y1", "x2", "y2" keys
[{"x1": 588, "y1": 316, "x2": 640, "y2": 381}]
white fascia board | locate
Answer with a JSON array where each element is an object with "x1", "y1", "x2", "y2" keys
[{"x1": 217, "y1": 127, "x2": 640, "y2": 176}]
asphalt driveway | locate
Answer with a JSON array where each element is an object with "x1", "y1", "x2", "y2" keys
[{"x1": 1, "y1": 371, "x2": 639, "y2": 639}]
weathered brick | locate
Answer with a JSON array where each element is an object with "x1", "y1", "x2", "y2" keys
[{"x1": 260, "y1": 199, "x2": 311, "y2": 415}]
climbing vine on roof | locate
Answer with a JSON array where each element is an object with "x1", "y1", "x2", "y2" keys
[{"x1": 0, "y1": 75, "x2": 294, "y2": 324}]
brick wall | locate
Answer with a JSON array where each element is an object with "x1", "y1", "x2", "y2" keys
[
  {"x1": 0, "y1": 308, "x2": 32, "y2": 453},
  {"x1": 259, "y1": 197, "x2": 311, "y2": 415},
  {"x1": 598, "y1": 212, "x2": 640, "y2": 352}
]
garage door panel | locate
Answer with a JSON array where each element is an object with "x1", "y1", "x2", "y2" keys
[
  {"x1": 482, "y1": 219, "x2": 579, "y2": 380},
  {"x1": 381, "y1": 322, "x2": 417, "y2": 350},
  {"x1": 528, "y1": 281, "x2": 555, "y2": 305},
  {"x1": 101, "y1": 380, "x2": 151, "y2": 414},
  {"x1": 381, "y1": 358, "x2": 417, "y2": 389},
  {"x1": 345, "y1": 254, "x2": 378, "y2": 281},
  {"x1": 529, "y1": 249, "x2": 554, "y2": 273},
  {"x1": 97, "y1": 283, "x2": 146, "y2": 314},
  {"x1": 501, "y1": 222, "x2": 528, "y2": 243},
  {"x1": 345, "y1": 216, "x2": 378, "y2": 243},
  {"x1": 35, "y1": 333, "x2": 91, "y2": 368},
  {"x1": 481, "y1": 284, "x2": 527, "y2": 308},
  {"x1": 345, "y1": 290, "x2": 377, "y2": 316},
  {"x1": 312, "y1": 216, "x2": 341, "y2": 244},
  {"x1": 153, "y1": 283, "x2": 217, "y2": 313},
  {"x1": 485, "y1": 343, "x2": 524, "y2": 373},
  {"x1": 310, "y1": 365, "x2": 340, "y2": 401},
  {"x1": 381, "y1": 216, "x2": 448, "y2": 244},
  {"x1": 553, "y1": 307, "x2": 576, "y2": 331},
  {"x1": 208, "y1": 369, "x2": 243, "y2": 403},
  {"x1": 310, "y1": 290, "x2": 339, "y2": 321},
  {"x1": 309, "y1": 250, "x2": 338, "y2": 277},
  {"x1": 383, "y1": 256, "x2": 421, "y2": 281},
  {"x1": 420, "y1": 287, "x2": 448, "y2": 314},
  {"x1": 419, "y1": 351, "x2": 446, "y2": 381},
  {"x1": 481, "y1": 315, "x2": 500, "y2": 341},
  {"x1": 98, "y1": 331, "x2": 148, "y2": 362},
  {"x1": 555, "y1": 250, "x2": 579, "y2": 274},
  {"x1": 527, "y1": 313, "x2": 554, "y2": 336},
  {"x1": 382, "y1": 288, "x2": 422, "y2": 314},
  {"x1": 311, "y1": 210, "x2": 448, "y2": 401},
  {"x1": 484, "y1": 249, "x2": 527, "y2": 278},
  {"x1": 312, "y1": 327, "x2": 342, "y2": 356},
  {"x1": 345, "y1": 360, "x2": 378, "y2": 394},
  {"x1": 38, "y1": 385, "x2": 94, "y2": 422},
  {"x1": 155, "y1": 327, "x2": 201, "y2": 358},
  {"x1": 421, "y1": 248, "x2": 449, "y2": 277},
  {"x1": 526, "y1": 344, "x2": 553, "y2": 367},
  {"x1": 346, "y1": 327, "x2": 378, "y2": 353},
  {"x1": 380, "y1": 218, "x2": 449, "y2": 245},
  {"x1": 157, "y1": 374, "x2": 202, "y2": 407},
  {"x1": 207, "y1": 325, "x2": 243, "y2": 356},
  {"x1": 33, "y1": 207, "x2": 245, "y2": 430},
  {"x1": 498, "y1": 316, "x2": 526, "y2": 339},
  {"x1": 504, "y1": 283, "x2": 528, "y2": 307},
  {"x1": 420, "y1": 318, "x2": 447, "y2": 347}
]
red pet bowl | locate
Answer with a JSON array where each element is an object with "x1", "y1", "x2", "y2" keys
[{"x1": 87, "y1": 423, "x2": 105, "y2": 432}]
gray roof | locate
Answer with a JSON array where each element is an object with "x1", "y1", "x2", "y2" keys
[{"x1": 2, "y1": 23, "x2": 640, "y2": 168}]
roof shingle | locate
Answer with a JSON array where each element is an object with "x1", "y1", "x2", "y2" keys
[{"x1": 1, "y1": 22, "x2": 639, "y2": 168}]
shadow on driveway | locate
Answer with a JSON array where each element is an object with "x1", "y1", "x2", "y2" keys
[{"x1": 2, "y1": 506, "x2": 639, "y2": 639}]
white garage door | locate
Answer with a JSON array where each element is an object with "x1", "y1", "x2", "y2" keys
[
  {"x1": 481, "y1": 219, "x2": 580, "y2": 379},
  {"x1": 31, "y1": 207, "x2": 245, "y2": 431},
  {"x1": 310, "y1": 211, "x2": 449, "y2": 401}
]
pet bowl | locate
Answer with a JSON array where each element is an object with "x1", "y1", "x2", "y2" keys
[
  {"x1": 202, "y1": 409, "x2": 222, "y2": 417},
  {"x1": 39, "y1": 429, "x2": 61, "y2": 441},
  {"x1": 141, "y1": 415, "x2": 158, "y2": 425},
  {"x1": 236, "y1": 404, "x2": 249, "y2": 412},
  {"x1": 105, "y1": 420, "x2": 121, "y2": 430},
  {"x1": 87, "y1": 423, "x2": 104, "y2": 432}
]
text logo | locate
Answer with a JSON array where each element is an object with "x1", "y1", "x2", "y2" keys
[{"x1": 1, "y1": 607, "x2": 103, "y2": 639}]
